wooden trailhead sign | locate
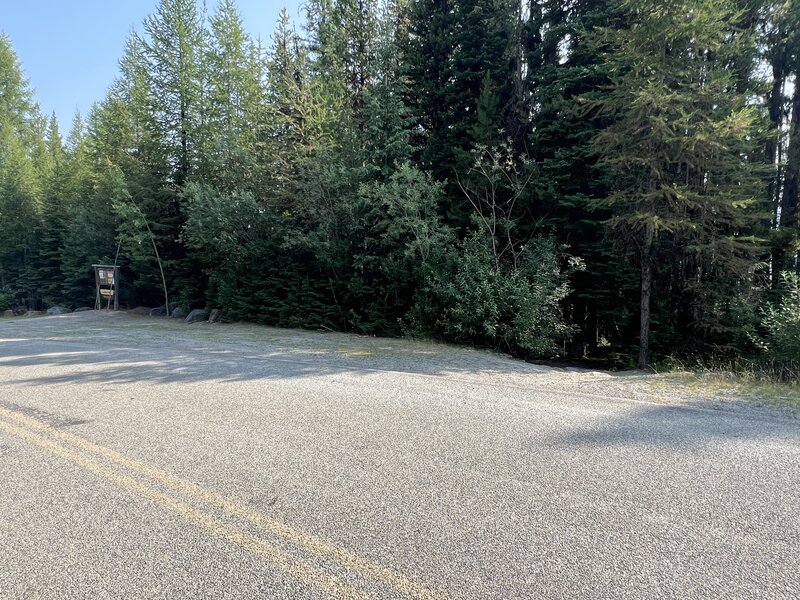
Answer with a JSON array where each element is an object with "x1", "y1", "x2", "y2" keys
[{"x1": 93, "y1": 264, "x2": 119, "y2": 310}]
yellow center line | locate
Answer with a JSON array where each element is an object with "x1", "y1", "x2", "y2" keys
[
  {"x1": 0, "y1": 406, "x2": 454, "y2": 600},
  {"x1": 0, "y1": 417, "x2": 369, "y2": 600}
]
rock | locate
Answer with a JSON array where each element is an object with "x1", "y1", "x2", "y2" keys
[
  {"x1": 149, "y1": 306, "x2": 168, "y2": 317},
  {"x1": 46, "y1": 306, "x2": 71, "y2": 315},
  {"x1": 73, "y1": 307, "x2": 93, "y2": 312},
  {"x1": 23, "y1": 310, "x2": 44, "y2": 318},
  {"x1": 185, "y1": 308, "x2": 207, "y2": 324},
  {"x1": 208, "y1": 308, "x2": 222, "y2": 323},
  {"x1": 128, "y1": 306, "x2": 151, "y2": 316},
  {"x1": 171, "y1": 306, "x2": 188, "y2": 319},
  {"x1": 2, "y1": 309, "x2": 15, "y2": 318}
]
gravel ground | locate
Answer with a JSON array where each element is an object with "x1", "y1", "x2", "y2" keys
[{"x1": 1, "y1": 310, "x2": 798, "y2": 599}]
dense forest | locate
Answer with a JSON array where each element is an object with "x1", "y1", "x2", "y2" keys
[{"x1": 1, "y1": 0, "x2": 799, "y2": 371}]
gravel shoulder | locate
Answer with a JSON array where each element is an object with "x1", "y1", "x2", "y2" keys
[{"x1": 2, "y1": 310, "x2": 794, "y2": 419}]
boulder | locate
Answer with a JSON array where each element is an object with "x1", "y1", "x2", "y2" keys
[
  {"x1": 23, "y1": 310, "x2": 44, "y2": 318},
  {"x1": 2, "y1": 309, "x2": 15, "y2": 318},
  {"x1": 73, "y1": 307, "x2": 93, "y2": 312},
  {"x1": 171, "y1": 306, "x2": 188, "y2": 319},
  {"x1": 208, "y1": 308, "x2": 222, "y2": 324},
  {"x1": 149, "y1": 306, "x2": 168, "y2": 317},
  {"x1": 46, "y1": 306, "x2": 71, "y2": 316},
  {"x1": 128, "y1": 306, "x2": 151, "y2": 316},
  {"x1": 185, "y1": 308, "x2": 207, "y2": 324}
]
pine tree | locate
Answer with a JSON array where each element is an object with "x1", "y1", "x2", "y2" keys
[
  {"x1": 405, "y1": 0, "x2": 518, "y2": 225},
  {"x1": 771, "y1": 0, "x2": 800, "y2": 277},
  {"x1": 204, "y1": 0, "x2": 266, "y2": 191},
  {"x1": 403, "y1": 0, "x2": 453, "y2": 172},
  {"x1": 586, "y1": 0, "x2": 766, "y2": 367},
  {"x1": 266, "y1": 7, "x2": 336, "y2": 205},
  {"x1": 523, "y1": 0, "x2": 635, "y2": 356},
  {"x1": 0, "y1": 33, "x2": 44, "y2": 307},
  {"x1": 142, "y1": 0, "x2": 206, "y2": 185},
  {"x1": 59, "y1": 113, "x2": 119, "y2": 305},
  {"x1": 34, "y1": 112, "x2": 69, "y2": 304},
  {"x1": 0, "y1": 33, "x2": 35, "y2": 135},
  {"x1": 356, "y1": 0, "x2": 414, "y2": 177}
]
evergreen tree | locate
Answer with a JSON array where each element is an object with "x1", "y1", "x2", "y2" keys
[
  {"x1": 405, "y1": 0, "x2": 518, "y2": 224},
  {"x1": 771, "y1": 0, "x2": 800, "y2": 277},
  {"x1": 356, "y1": 0, "x2": 414, "y2": 177},
  {"x1": 586, "y1": 0, "x2": 766, "y2": 367},
  {"x1": 142, "y1": 0, "x2": 206, "y2": 184},
  {"x1": 34, "y1": 112, "x2": 68, "y2": 304},
  {"x1": 204, "y1": 0, "x2": 266, "y2": 191},
  {"x1": 0, "y1": 33, "x2": 43, "y2": 308},
  {"x1": 523, "y1": 0, "x2": 634, "y2": 357}
]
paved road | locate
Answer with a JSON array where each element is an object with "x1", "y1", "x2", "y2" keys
[{"x1": 1, "y1": 312, "x2": 798, "y2": 599}]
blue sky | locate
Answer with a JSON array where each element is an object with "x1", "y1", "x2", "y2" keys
[{"x1": 3, "y1": 0, "x2": 302, "y2": 132}]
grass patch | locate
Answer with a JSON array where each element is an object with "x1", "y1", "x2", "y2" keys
[{"x1": 652, "y1": 356, "x2": 800, "y2": 413}]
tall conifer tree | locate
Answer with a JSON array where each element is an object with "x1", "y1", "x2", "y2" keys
[{"x1": 587, "y1": 0, "x2": 765, "y2": 367}]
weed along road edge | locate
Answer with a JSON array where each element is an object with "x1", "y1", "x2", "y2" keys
[{"x1": 1, "y1": 312, "x2": 799, "y2": 598}]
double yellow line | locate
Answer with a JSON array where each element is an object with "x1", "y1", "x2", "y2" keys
[{"x1": 0, "y1": 406, "x2": 452, "y2": 600}]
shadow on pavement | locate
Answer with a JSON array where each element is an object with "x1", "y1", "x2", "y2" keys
[
  {"x1": 0, "y1": 311, "x2": 598, "y2": 387},
  {"x1": 552, "y1": 403, "x2": 800, "y2": 450}
]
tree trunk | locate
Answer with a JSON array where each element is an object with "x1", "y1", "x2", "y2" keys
[
  {"x1": 767, "y1": 57, "x2": 785, "y2": 226},
  {"x1": 569, "y1": 296, "x2": 586, "y2": 358},
  {"x1": 778, "y1": 77, "x2": 800, "y2": 276},
  {"x1": 586, "y1": 300, "x2": 598, "y2": 355},
  {"x1": 768, "y1": 60, "x2": 786, "y2": 288},
  {"x1": 638, "y1": 222, "x2": 654, "y2": 369}
]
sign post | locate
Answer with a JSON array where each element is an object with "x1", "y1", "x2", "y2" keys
[{"x1": 93, "y1": 264, "x2": 119, "y2": 310}]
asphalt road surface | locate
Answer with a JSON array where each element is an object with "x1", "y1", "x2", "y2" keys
[{"x1": 1, "y1": 311, "x2": 798, "y2": 599}]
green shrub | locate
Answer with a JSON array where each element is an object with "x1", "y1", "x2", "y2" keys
[
  {"x1": 0, "y1": 290, "x2": 16, "y2": 311},
  {"x1": 409, "y1": 232, "x2": 574, "y2": 357},
  {"x1": 756, "y1": 272, "x2": 800, "y2": 364}
]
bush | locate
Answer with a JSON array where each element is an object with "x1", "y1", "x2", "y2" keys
[
  {"x1": 756, "y1": 272, "x2": 800, "y2": 365},
  {"x1": 0, "y1": 290, "x2": 16, "y2": 311},
  {"x1": 409, "y1": 232, "x2": 574, "y2": 357}
]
